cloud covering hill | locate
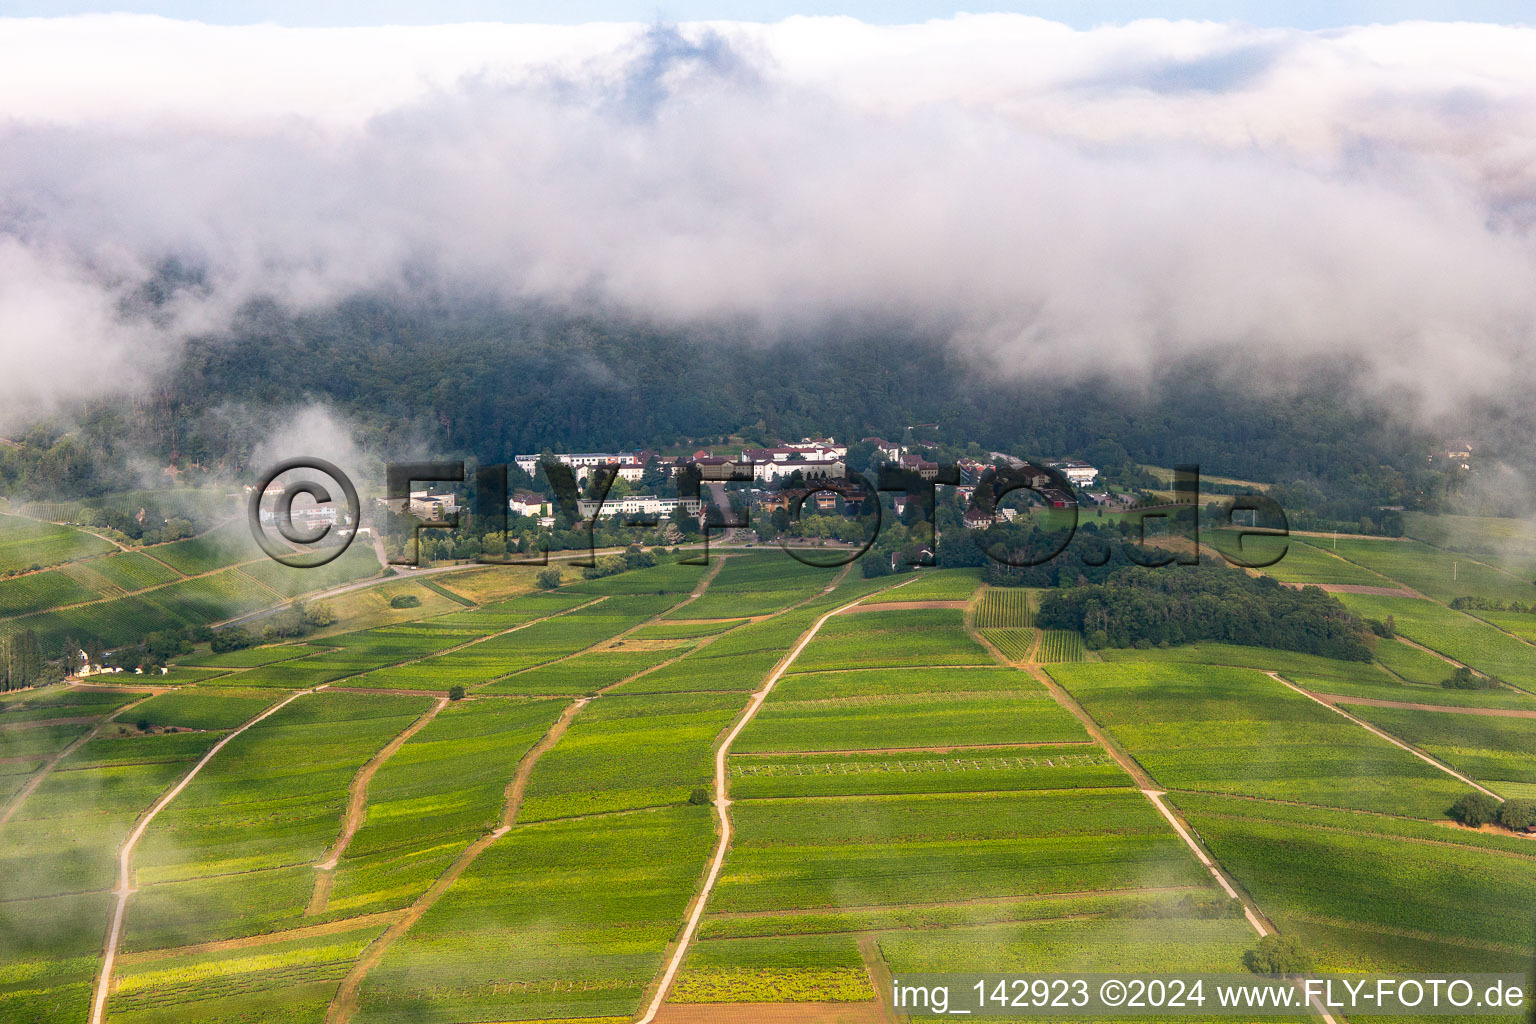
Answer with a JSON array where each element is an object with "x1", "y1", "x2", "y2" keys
[{"x1": 2, "y1": 14, "x2": 1534, "y2": 424}]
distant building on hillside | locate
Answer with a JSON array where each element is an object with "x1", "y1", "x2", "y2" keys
[
  {"x1": 513, "y1": 452, "x2": 647, "y2": 483},
  {"x1": 961, "y1": 507, "x2": 997, "y2": 529},
  {"x1": 575, "y1": 495, "x2": 702, "y2": 520},
  {"x1": 508, "y1": 490, "x2": 552, "y2": 518},
  {"x1": 897, "y1": 452, "x2": 940, "y2": 480},
  {"x1": 1048, "y1": 460, "x2": 1099, "y2": 487}
]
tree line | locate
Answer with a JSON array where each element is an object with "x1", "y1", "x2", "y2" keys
[{"x1": 1035, "y1": 562, "x2": 1376, "y2": 660}]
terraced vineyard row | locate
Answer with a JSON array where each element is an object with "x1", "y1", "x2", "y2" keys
[
  {"x1": 980, "y1": 627, "x2": 1035, "y2": 661},
  {"x1": 974, "y1": 587, "x2": 1034, "y2": 628},
  {"x1": 1037, "y1": 628, "x2": 1086, "y2": 663}
]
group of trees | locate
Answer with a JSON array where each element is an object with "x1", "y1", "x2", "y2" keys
[
  {"x1": 0, "y1": 630, "x2": 59, "y2": 691},
  {"x1": 581, "y1": 545, "x2": 664, "y2": 580},
  {"x1": 1440, "y1": 666, "x2": 1501, "y2": 690},
  {"x1": 1450, "y1": 596, "x2": 1536, "y2": 614},
  {"x1": 1449, "y1": 791, "x2": 1536, "y2": 832},
  {"x1": 182, "y1": 601, "x2": 337, "y2": 659},
  {"x1": 73, "y1": 505, "x2": 198, "y2": 546},
  {"x1": 1036, "y1": 563, "x2": 1376, "y2": 661}
]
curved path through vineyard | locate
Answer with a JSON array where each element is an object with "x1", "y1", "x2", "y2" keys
[
  {"x1": 90, "y1": 688, "x2": 311, "y2": 1024},
  {"x1": 634, "y1": 574, "x2": 913, "y2": 1024}
]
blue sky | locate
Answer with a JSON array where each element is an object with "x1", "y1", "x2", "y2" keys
[{"x1": 3, "y1": 1, "x2": 1532, "y2": 28}]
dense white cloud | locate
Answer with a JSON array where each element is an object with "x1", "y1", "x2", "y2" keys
[{"x1": 1, "y1": 13, "x2": 1534, "y2": 426}]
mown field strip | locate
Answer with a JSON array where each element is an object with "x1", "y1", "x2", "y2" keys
[
  {"x1": 89, "y1": 687, "x2": 312, "y2": 1024},
  {"x1": 1309, "y1": 692, "x2": 1536, "y2": 719},
  {"x1": 115, "y1": 909, "x2": 408, "y2": 964},
  {"x1": 707, "y1": 885, "x2": 1209, "y2": 920},
  {"x1": 1268, "y1": 672, "x2": 1500, "y2": 798},
  {"x1": 733, "y1": 740, "x2": 1097, "y2": 756},
  {"x1": 635, "y1": 578, "x2": 911, "y2": 1024}
]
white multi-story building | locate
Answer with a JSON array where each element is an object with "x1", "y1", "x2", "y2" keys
[
  {"x1": 750, "y1": 456, "x2": 846, "y2": 484},
  {"x1": 1049, "y1": 460, "x2": 1099, "y2": 487},
  {"x1": 514, "y1": 451, "x2": 645, "y2": 474},
  {"x1": 575, "y1": 494, "x2": 703, "y2": 519}
]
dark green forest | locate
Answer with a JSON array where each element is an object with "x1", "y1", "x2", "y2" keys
[
  {"x1": 1036, "y1": 562, "x2": 1376, "y2": 660},
  {"x1": 0, "y1": 293, "x2": 1496, "y2": 524}
]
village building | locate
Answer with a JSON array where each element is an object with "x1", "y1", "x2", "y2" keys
[
  {"x1": 1048, "y1": 460, "x2": 1100, "y2": 487},
  {"x1": 575, "y1": 494, "x2": 703, "y2": 519}
]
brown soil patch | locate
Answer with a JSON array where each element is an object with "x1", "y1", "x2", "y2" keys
[{"x1": 601, "y1": 637, "x2": 690, "y2": 652}]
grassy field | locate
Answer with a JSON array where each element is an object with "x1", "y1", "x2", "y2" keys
[
  {"x1": 672, "y1": 554, "x2": 832, "y2": 618},
  {"x1": 1310, "y1": 536, "x2": 1536, "y2": 607},
  {"x1": 1049, "y1": 662, "x2": 1470, "y2": 817},
  {"x1": 125, "y1": 692, "x2": 433, "y2": 948},
  {"x1": 1173, "y1": 792, "x2": 1535, "y2": 969},
  {"x1": 480, "y1": 642, "x2": 690, "y2": 695},
  {"x1": 788, "y1": 608, "x2": 992, "y2": 672},
  {"x1": 1259, "y1": 540, "x2": 1396, "y2": 587},
  {"x1": 0, "y1": 538, "x2": 379, "y2": 652},
  {"x1": 0, "y1": 514, "x2": 117, "y2": 573},
  {"x1": 1342, "y1": 703, "x2": 1536, "y2": 789},
  {"x1": 1336, "y1": 593, "x2": 1536, "y2": 690},
  {"x1": 736, "y1": 690, "x2": 1085, "y2": 753},
  {"x1": 2, "y1": 532, "x2": 1533, "y2": 1021},
  {"x1": 354, "y1": 807, "x2": 715, "y2": 1022},
  {"x1": 862, "y1": 568, "x2": 981, "y2": 602},
  {"x1": 712, "y1": 790, "x2": 1211, "y2": 914},
  {"x1": 1284, "y1": 669, "x2": 1536, "y2": 711},
  {"x1": 730, "y1": 746, "x2": 1125, "y2": 799},
  {"x1": 328, "y1": 697, "x2": 566, "y2": 917},
  {"x1": 517, "y1": 691, "x2": 745, "y2": 820}
]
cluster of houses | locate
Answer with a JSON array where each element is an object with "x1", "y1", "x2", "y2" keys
[
  {"x1": 512, "y1": 439, "x2": 852, "y2": 487},
  {"x1": 74, "y1": 649, "x2": 169, "y2": 678},
  {"x1": 1431, "y1": 439, "x2": 1475, "y2": 469},
  {"x1": 385, "y1": 438, "x2": 1106, "y2": 532}
]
